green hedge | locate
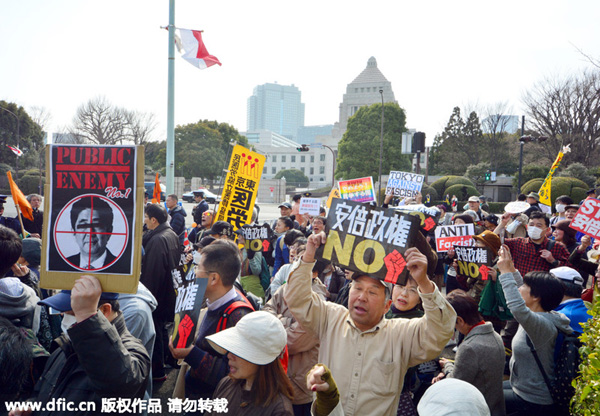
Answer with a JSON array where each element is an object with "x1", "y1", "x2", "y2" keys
[
  {"x1": 431, "y1": 175, "x2": 473, "y2": 197},
  {"x1": 421, "y1": 184, "x2": 438, "y2": 200},
  {"x1": 431, "y1": 200, "x2": 507, "y2": 214},
  {"x1": 18, "y1": 174, "x2": 45, "y2": 195},
  {"x1": 521, "y1": 177, "x2": 588, "y2": 203},
  {"x1": 445, "y1": 184, "x2": 479, "y2": 201}
]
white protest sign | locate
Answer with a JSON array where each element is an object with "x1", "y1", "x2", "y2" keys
[
  {"x1": 299, "y1": 197, "x2": 321, "y2": 216},
  {"x1": 385, "y1": 171, "x2": 425, "y2": 197},
  {"x1": 434, "y1": 223, "x2": 475, "y2": 252}
]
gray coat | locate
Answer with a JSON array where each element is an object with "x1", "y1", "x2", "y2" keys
[{"x1": 444, "y1": 322, "x2": 506, "y2": 416}]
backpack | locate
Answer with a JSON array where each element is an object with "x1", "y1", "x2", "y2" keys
[
  {"x1": 216, "y1": 288, "x2": 256, "y2": 332},
  {"x1": 526, "y1": 330, "x2": 582, "y2": 415}
]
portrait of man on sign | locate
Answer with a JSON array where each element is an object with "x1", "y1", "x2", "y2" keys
[{"x1": 49, "y1": 194, "x2": 131, "y2": 274}]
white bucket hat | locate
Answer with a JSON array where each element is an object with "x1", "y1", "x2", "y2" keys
[{"x1": 206, "y1": 311, "x2": 287, "y2": 365}]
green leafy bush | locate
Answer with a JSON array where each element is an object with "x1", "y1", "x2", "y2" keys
[
  {"x1": 571, "y1": 298, "x2": 600, "y2": 415},
  {"x1": 431, "y1": 175, "x2": 463, "y2": 197},
  {"x1": 19, "y1": 173, "x2": 45, "y2": 195},
  {"x1": 521, "y1": 177, "x2": 588, "y2": 203},
  {"x1": 445, "y1": 184, "x2": 479, "y2": 201},
  {"x1": 421, "y1": 184, "x2": 438, "y2": 200}
]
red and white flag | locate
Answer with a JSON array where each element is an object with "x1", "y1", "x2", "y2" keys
[
  {"x1": 176, "y1": 29, "x2": 221, "y2": 70},
  {"x1": 7, "y1": 145, "x2": 23, "y2": 157}
]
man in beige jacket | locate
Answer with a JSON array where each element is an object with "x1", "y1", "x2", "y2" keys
[{"x1": 284, "y1": 231, "x2": 456, "y2": 416}]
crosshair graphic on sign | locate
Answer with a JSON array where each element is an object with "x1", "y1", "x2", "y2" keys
[{"x1": 53, "y1": 194, "x2": 129, "y2": 272}]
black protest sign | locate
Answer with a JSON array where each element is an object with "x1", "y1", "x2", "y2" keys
[
  {"x1": 454, "y1": 246, "x2": 494, "y2": 281},
  {"x1": 317, "y1": 198, "x2": 420, "y2": 285},
  {"x1": 172, "y1": 274, "x2": 208, "y2": 349},
  {"x1": 239, "y1": 224, "x2": 273, "y2": 252},
  {"x1": 393, "y1": 204, "x2": 441, "y2": 233},
  {"x1": 41, "y1": 144, "x2": 144, "y2": 293}
]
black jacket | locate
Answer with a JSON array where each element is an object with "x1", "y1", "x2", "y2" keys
[
  {"x1": 141, "y1": 222, "x2": 181, "y2": 320},
  {"x1": 33, "y1": 313, "x2": 149, "y2": 415},
  {"x1": 168, "y1": 205, "x2": 187, "y2": 245},
  {"x1": 192, "y1": 200, "x2": 209, "y2": 224}
]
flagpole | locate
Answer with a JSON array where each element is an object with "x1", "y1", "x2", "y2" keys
[
  {"x1": 14, "y1": 201, "x2": 27, "y2": 238},
  {"x1": 166, "y1": 0, "x2": 176, "y2": 195}
]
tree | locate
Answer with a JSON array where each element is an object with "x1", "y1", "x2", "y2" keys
[
  {"x1": 522, "y1": 70, "x2": 600, "y2": 166},
  {"x1": 274, "y1": 169, "x2": 309, "y2": 187},
  {"x1": 126, "y1": 111, "x2": 156, "y2": 146},
  {"x1": 465, "y1": 162, "x2": 492, "y2": 189},
  {"x1": 511, "y1": 164, "x2": 550, "y2": 190},
  {"x1": 429, "y1": 107, "x2": 485, "y2": 175},
  {"x1": 69, "y1": 96, "x2": 158, "y2": 146},
  {"x1": 174, "y1": 120, "x2": 248, "y2": 184},
  {"x1": 557, "y1": 162, "x2": 596, "y2": 186},
  {"x1": 0, "y1": 101, "x2": 45, "y2": 181},
  {"x1": 336, "y1": 102, "x2": 411, "y2": 180},
  {"x1": 482, "y1": 102, "x2": 516, "y2": 172},
  {"x1": 70, "y1": 96, "x2": 130, "y2": 145}
]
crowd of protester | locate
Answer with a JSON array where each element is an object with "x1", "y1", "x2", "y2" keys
[{"x1": 0, "y1": 187, "x2": 599, "y2": 416}]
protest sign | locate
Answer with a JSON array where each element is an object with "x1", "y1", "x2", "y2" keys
[
  {"x1": 317, "y1": 198, "x2": 420, "y2": 285},
  {"x1": 40, "y1": 144, "x2": 144, "y2": 293},
  {"x1": 570, "y1": 197, "x2": 600, "y2": 239},
  {"x1": 238, "y1": 224, "x2": 273, "y2": 252},
  {"x1": 454, "y1": 246, "x2": 494, "y2": 281},
  {"x1": 385, "y1": 171, "x2": 424, "y2": 198},
  {"x1": 394, "y1": 204, "x2": 441, "y2": 233},
  {"x1": 338, "y1": 177, "x2": 375, "y2": 203},
  {"x1": 216, "y1": 145, "x2": 266, "y2": 231},
  {"x1": 326, "y1": 187, "x2": 340, "y2": 209},
  {"x1": 434, "y1": 223, "x2": 475, "y2": 252},
  {"x1": 299, "y1": 197, "x2": 321, "y2": 216},
  {"x1": 172, "y1": 265, "x2": 208, "y2": 349}
]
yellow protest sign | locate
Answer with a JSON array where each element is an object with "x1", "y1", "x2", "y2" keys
[
  {"x1": 326, "y1": 187, "x2": 341, "y2": 208},
  {"x1": 216, "y1": 145, "x2": 265, "y2": 230}
]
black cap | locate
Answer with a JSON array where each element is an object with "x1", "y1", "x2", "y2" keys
[
  {"x1": 207, "y1": 221, "x2": 234, "y2": 238},
  {"x1": 0, "y1": 194, "x2": 7, "y2": 205},
  {"x1": 586, "y1": 188, "x2": 596, "y2": 195},
  {"x1": 278, "y1": 202, "x2": 292, "y2": 209},
  {"x1": 193, "y1": 190, "x2": 205, "y2": 197}
]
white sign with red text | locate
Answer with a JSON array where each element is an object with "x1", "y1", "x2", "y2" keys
[
  {"x1": 434, "y1": 223, "x2": 475, "y2": 252},
  {"x1": 570, "y1": 198, "x2": 600, "y2": 239}
]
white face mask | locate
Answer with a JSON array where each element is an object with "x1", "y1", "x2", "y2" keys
[
  {"x1": 527, "y1": 226, "x2": 544, "y2": 240},
  {"x1": 555, "y1": 204, "x2": 566, "y2": 213},
  {"x1": 193, "y1": 251, "x2": 202, "y2": 265},
  {"x1": 61, "y1": 313, "x2": 78, "y2": 339}
]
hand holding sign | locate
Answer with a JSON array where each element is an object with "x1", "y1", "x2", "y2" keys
[
  {"x1": 304, "y1": 231, "x2": 327, "y2": 263},
  {"x1": 71, "y1": 275, "x2": 103, "y2": 323},
  {"x1": 405, "y1": 247, "x2": 434, "y2": 293}
]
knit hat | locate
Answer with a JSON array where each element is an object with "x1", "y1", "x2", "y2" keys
[
  {"x1": 21, "y1": 238, "x2": 42, "y2": 267},
  {"x1": 472, "y1": 230, "x2": 501, "y2": 256},
  {"x1": 483, "y1": 214, "x2": 499, "y2": 226},
  {"x1": 206, "y1": 311, "x2": 287, "y2": 365}
]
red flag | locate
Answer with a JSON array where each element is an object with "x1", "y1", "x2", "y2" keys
[
  {"x1": 7, "y1": 145, "x2": 23, "y2": 157},
  {"x1": 177, "y1": 29, "x2": 221, "y2": 70},
  {"x1": 6, "y1": 171, "x2": 33, "y2": 221},
  {"x1": 153, "y1": 173, "x2": 162, "y2": 204}
]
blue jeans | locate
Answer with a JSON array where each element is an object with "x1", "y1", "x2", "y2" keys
[{"x1": 503, "y1": 380, "x2": 554, "y2": 416}]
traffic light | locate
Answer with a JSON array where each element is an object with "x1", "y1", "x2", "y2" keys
[
  {"x1": 296, "y1": 144, "x2": 309, "y2": 152},
  {"x1": 484, "y1": 170, "x2": 491, "y2": 181}
]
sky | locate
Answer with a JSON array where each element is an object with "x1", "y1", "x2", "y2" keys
[{"x1": 1, "y1": 0, "x2": 599, "y2": 146}]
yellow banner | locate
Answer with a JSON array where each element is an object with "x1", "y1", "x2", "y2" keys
[
  {"x1": 216, "y1": 145, "x2": 265, "y2": 230},
  {"x1": 326, "y1": 187, "x2": 341, "y2": 209},
  {"x1": 538, "y1": 151, "x2": 564, "y2": 207}
]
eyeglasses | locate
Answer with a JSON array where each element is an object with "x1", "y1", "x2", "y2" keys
[
  {"x1": 195, "y1": 267, "x2": 215, "y2": 277},
  {"x1": 397, "y1": 285, "x2": 419, "y2": 296},
  {"x1": 202, "y1": 212, "x2": 212, "y2": 217}
]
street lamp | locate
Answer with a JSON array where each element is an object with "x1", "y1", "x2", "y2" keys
[
  {"x1": 0, "y1": 106, "x2": 20, "y2": 180},
  {"x1": 378, "y1": 89, "x2": 384, "y2": 204}
]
